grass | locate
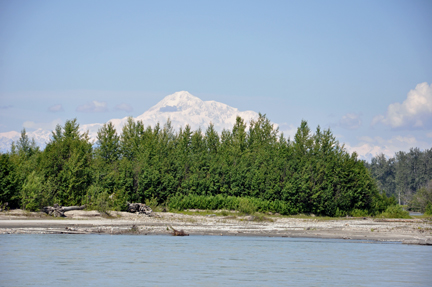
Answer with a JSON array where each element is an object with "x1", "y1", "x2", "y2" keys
[
  {"x1": 174, "y1": 209, "x2": 278, "y2": 222},
  {"x1": 247, "y1": 213, "x2": 274, "y2": 222},
  {"x1": 168, "y1": 194, "x2": 297, "y2": 216},
  {"x1": 286, "y1": 214, "x2": 346, "y2": 221},
  {"x1": 99, "y1": 210, "x2": 115, "y2": 219},
  {"x1": 377, "y1": 205, "x2": 411, "y2": 219},
  {"x1": 172, "y1": 209, "x2": 367, "y2": 222},
  {"x1": 175, "y1": 209, "x2": 358, "y2": 222},
  {"x1": 411, "y1": 214, "x2": 432, "y2": 220},
  {"x1": 130, "y1": 225, "x2": 139, "y2": 233},
  {"x1": 411, "y1": 215, "x2": 432, "y2": 225},
  {"x1": 176, "y1": 209, "x2": 240, "y2": 217},
  {"x1": 145, "y1": 197, "x2": 169, "y2": 212},
  {"x1": 164, "y1": 202, "x2": 429, "y2": 222},
  {"x1": 2, "y1": 209, "x2": 54, "y2": 219}
]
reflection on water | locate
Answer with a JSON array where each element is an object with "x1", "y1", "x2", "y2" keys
[{"x1": 1, "y1": 234, "x2": 431, "y2": 286}]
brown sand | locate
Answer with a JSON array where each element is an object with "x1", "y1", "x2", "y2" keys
[{"x1": 1, "y1": 209, "x2": 431, "y2": 245}]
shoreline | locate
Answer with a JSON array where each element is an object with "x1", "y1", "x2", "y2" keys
[{"x1": 1, "y1": 210, "x2": 431, "y2": 245}]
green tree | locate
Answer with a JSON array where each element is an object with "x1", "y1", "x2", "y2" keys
[
  {"x1": 38, "y1": 119, "x2": 93, "y2": 206},
  {"x1": 368, "y1": 154, "x2": 396, "y2": 197},
  {"x1": 96, "y1": 122, "x2": 120, "y2": 164},
  {"x1": 6, "y1": 129, "x2": 41, "y2": 209},
  {"x1": 0, "y1": 153, "x2": 18, "y2": 207},
  {"x1": 14, "y1": 129, "x2": 39, "y2": 157},
  {"x1": 409, "y1": 180, "x2": 432, "y2": 212},
  {"x1": 120, "y1": 117, "x2": 145, "y2": 161}
]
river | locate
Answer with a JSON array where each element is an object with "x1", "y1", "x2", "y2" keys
[{"x1": 1, "y1": 234, "x2": 431, "y2": 286}]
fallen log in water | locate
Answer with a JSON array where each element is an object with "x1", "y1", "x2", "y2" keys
[
  {"x1": 127, "y1": 202, "x2": 153, "y2": 215},
  {"x1": 42, "y1": 204, "x2": 86, "y2": 217},
  {"x1": 168, "y1": 225, "x2": 189, "y2": 236}
]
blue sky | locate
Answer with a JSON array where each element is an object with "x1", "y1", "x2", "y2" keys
[{"x1": 1, "y1": 0, "x2": 431, "y2": 159}]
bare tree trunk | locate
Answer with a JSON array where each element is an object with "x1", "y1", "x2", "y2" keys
[
  {"x1": 399, "y1": 191, "x2": 401, "y2": 205},
  {"x1": 42, "y1": 204, "x2": 86, "y2": 217}
]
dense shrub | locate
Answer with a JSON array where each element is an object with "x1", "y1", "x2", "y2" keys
[
  {"x1": 170, "y1": 194, "x2": 302, "y2": 215},
  {"x1": 379, "y1": 205, "x2": 411, "y2": 219},
  {"x1": 350, "y1": 209, "x2": 370, "y2": 217}
]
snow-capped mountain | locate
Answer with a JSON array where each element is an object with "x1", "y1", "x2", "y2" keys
[
  {"x1": 0, "y1": 129, "x2": 52, "y2": 153},
  {"x1": 137, "y1": 91, "x2": 258, "y2": 132},
  {"x1": 0, "y1": 91, "x2": 259, "y2": 152}
]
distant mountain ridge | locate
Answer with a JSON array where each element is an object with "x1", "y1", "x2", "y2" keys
[
  {"x1": 0, "y1": 91, "x2": 259, "y2": 152},
  {"x1": 0, "y1": 129, "x2": 52, "y2": 153}
]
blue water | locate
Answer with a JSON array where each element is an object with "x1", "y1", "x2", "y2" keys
[{"x1": 1, "y1": 234, "x2": 431, "y2": 286}]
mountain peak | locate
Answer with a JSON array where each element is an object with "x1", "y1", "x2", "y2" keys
[
  {"x1": 161, "y1": 91, "x2": 200, "y2": 103},
  {"x1": 137, "y1": 91, "x2": 258, "y2": 132},
  {"x1": 151, "y1": 91, "x2": 203, "y2": 113},
  {"x1": 0, "y1": 91, "x2": 260, "y2": 152},
  {"x1": 164, "y1": 90, "x2": 196, "y2": 100}
]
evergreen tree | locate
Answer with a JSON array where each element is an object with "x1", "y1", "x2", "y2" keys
[
  {"x1": 0, "y1": 153, "x2": 17, "y2": 207},
  {"x1": 13, "y1": 129, "x2": 39, "y2": 158},
  {"x1": 38, "y1": 119, "x2": 92, "y2": 206},
  {"x1": 96, "y1": 122, "x2": 120, "y2": 164}
]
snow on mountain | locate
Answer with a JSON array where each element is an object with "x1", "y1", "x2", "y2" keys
[
  {"x1": 135, "y1": 91, "x2": 258, "y2": 132},
  {"x1": 0, "y1": 91, "x2": 259, "y2": 152},
  {"x1": 0, "y1": 131, "x2": 20, "y2": 153},
  {"x1": 0, "y1": 129, "x2": 52, "y2": 153}
]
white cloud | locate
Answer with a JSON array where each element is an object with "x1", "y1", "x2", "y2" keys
[
  {"x1": 278, "y1": 122, "x2": 344, "y2": 141},
  {"x1": 277, "y1": 122, "x2": 297, "y2": 140},
  {"x1": 345, "y1": 135, "x2": 431, "y2": 161},
  {"x1": 338, "y1": 113, "x2": 362, "y2": 130},
  {"x1": 22, "y1": 118, "x2": 63, "y2": 131},
  {"x1": 48, "y1": 104, "x2": 64, "y2": 112},
  {"x1": 76, "y1": 101, "x2": 108, "y2": 113},
  {"x1": 373, "y1": 82, "x2": 432, "y2": 129},
  {"x1": 115, "y1": 103, "x2": 133, "y2": 112}
]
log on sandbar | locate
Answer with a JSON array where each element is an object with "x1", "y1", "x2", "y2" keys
[
  {"x1": 127, "y1": 202, "x2": 153, "y2": 215},
  {"x1": 42, "y1": 204, "x2": 86, "y2": 217}
]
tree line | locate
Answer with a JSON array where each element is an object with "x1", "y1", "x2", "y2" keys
[
  {"x1": 1, "y1": 115, "x2": 395, "y2": 216},
  {"x1": 364, "y1": 149, "x2": 432, "y2": 211}
]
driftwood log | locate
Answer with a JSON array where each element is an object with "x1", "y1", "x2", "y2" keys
[
  {"x1": 168, "y1": 225, "x2": 189, "y2": 236},
  {"x1": 42, "y1": 204, "x2": 86, "y2": 217},
  {"x1": 127, "y1": 202, "x2": 152, "y2": 215}
]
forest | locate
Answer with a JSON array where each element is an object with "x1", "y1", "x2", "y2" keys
[
  {"x1": 365, "y1": 149, "x2": 432, "y2": 212},
  {"x1": 0, "y1": 114, "x2": 429, "y2": 216}
]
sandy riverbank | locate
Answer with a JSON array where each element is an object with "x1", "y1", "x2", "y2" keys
[{"x1": 1, "y1": 209, "x2": 431, "y2": 245}]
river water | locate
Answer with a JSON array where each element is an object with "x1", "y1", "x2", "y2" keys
[{"x1": 1, "y1": 234, "x2": 431, "y2": 286}]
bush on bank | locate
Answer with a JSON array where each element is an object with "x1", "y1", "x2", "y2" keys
[
  {"x1": 378, "y1": 205, "x2": 411, "y2": 219},
  {"x1": 168, "y1": 194, "x2": 297, "y2": 215}
]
